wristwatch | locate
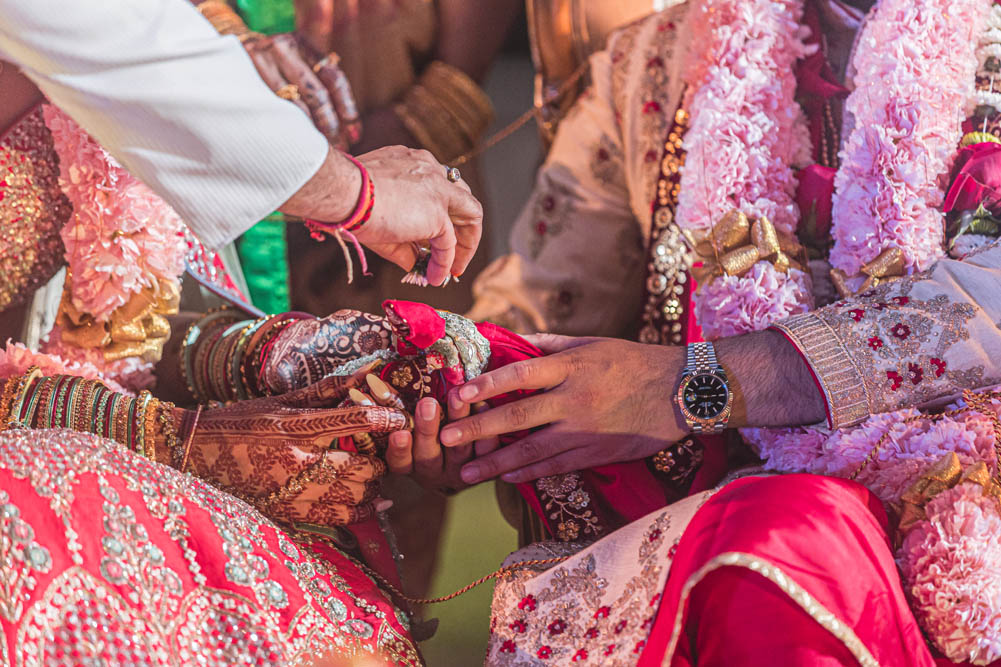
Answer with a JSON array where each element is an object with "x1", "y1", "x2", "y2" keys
[{"x1": 674, "y1": 342, "x2": 734, "y2": 434}]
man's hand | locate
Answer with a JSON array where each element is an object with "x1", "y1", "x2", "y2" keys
[
  {"x1": 438, "y1": 329, "x2": 827, "y2": 485},
  {"x1": 438, "y1": 335, "x2": 689, "y2": 484},
  {"x1": 354, "y1": 146, "x2": 483, "y2": 286}
]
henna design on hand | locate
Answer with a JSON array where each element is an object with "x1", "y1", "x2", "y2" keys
[{"x1": 263, "y1": 310, "x2": 394, "y2": 395}]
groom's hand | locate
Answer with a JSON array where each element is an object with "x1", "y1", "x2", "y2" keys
[{"x1": 439, "y1": 335, "x2": 690, "y2": 484}]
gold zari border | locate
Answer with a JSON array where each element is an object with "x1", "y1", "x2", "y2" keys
[
  {"x1": 661, "y1": 551, "x2": 880, "y2": 667},
  {"x1": 771, "y1": 313, "x2": 871, "y2": 429}
]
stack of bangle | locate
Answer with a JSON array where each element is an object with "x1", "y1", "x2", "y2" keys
[
  {"x1": 3, "y1": 371, "x2": 178, "y2": 463},
  {"x1": 180, "y1": 310, "x2": 314, "y2": 403},
  {"x1": 394, "y1": 61, "x2": 495, "y2": 163}
]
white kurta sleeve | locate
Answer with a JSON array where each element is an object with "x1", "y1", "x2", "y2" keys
[{"x1": 0, "y1": 0, "x2": 329, "y2": 249}]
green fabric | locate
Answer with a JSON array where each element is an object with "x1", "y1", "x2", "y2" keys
[
  {"x1": 236, "y1": 215, "x2": 291, "y2": 314},
  {"x1": 233, "y1": 1, "x2": 295, "y2": 313},
  {"x1": 236, "y1": 0, "x2": 295, "y2": 34}
]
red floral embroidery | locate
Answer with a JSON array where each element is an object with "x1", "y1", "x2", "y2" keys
[
  {"x1": 668, "y1": 543, "x2": 678, "y2": 558},
  {"x1": 519, "y1": 595, "x2": 537, "y2": 612},
  {"x1": 643, "y1": 100, "x2": 662, "y2": 114},
  {"x1": 509, "y1": 619, "x2": 527, "y2": 634},
  {"x1": 649, "y1": 593, "x2": 662, "y2": 607},
  {"x1": 615, "y1": 619, "x2": 628, "y2": 634},
  {"x1": 874, "y1": 302, "x2": 889, "y2": 311},
  {"x1": 633, "y1": 640, "x2": 647, "y2": 654},
  {"x1": 536, "y1": 221, "x2": 548, "y2": 236},
  {"x1": 548, "y1": 619, "x2": 567, "y2": 635},
  {"x1": 604, "y1": 644, "x2": 617, "y2": 656},
  {"x1": 585, "y1": 626, "x2": 599, "y2": 639},
  {"x1": 848, "y1": 309, "x2": 865, "y2": 322},
  {"x1": 537, "y1": 646, "x2": 552, "y2": 659},
  {"x1": 891, "y1": 323, "x2": 911, "y2": 339},
  {"x1": 500, "y1": 640, "x2": 516, "y2": 654},
  {"x1": 594, "y1": 606, "x2": 611, "y2": 619},
  {"x1": 642, "y1": 616, "x2": 655, "y2": 631},
  {"x1": 868, "y1": 336, "x2": 884, "y2": 350},
  {"x1": 931, "y1": 358, "x2": 947, "y2": 377},
  {"x1": 887, "y1": 370, "x2": 904, "y2": 391},
  {"x1": 572, "y1": 649, "x2": 589, "y2": 662},
  {"x1": 648, "y1": 528, "x2": 662, "y2": 542},
  {"x1": 892, "y1": 296, "x2": 910, "y2": 306},
  {"x1": 908, "y1": 363, "x2": 924, "y2": 385}
]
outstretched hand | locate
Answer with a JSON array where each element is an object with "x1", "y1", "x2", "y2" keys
[{"x1": 437, "y1": 334, "x2": 689, "y2": 484}]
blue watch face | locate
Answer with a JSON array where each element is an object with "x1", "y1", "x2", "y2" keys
[{"x1": 683, "y1": 373, "x2": 729, "y2": 419}]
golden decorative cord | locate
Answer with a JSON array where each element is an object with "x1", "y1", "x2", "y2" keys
[
  {"x1": 849, "y1": 389, "x2": 1001, "y2": 482},
  {"x1": 450, "y1": 62, "x2": 591, "y2": 167}
]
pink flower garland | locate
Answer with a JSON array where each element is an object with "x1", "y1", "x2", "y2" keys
[
  {"x1": 40, "y1": 106, "x2": 187, "y2": 389},
  {"x1": 829, "y1": 0, "x2": 991, "y2": 276},
  {"x1": 676, "y1": 0, "x2": 815, "y2": 338},
  {"x1": 42, "y1": 106, "x2": 186, "y2": 322}
]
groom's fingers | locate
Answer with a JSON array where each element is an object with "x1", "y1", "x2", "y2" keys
[
  {"x1": 448, "y1": 354, "x2": 576, "y2": 408},
  {"x1": 440, "y1": 393, "x2": 561, "y2": 447},
  {"x1": 459, "y1": 428, "x2": 566, "y2": 484}
]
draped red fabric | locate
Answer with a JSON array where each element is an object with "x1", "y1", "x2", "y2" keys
[{"x1": 638, "y1": 475, "x2": 935, "y2": 666}]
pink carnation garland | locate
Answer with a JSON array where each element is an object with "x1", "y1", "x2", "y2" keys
[
  {"x1": 676, "y1": 0, "x2": 815, "y2": 338},
  {"x1": 0, "y1": 340, "x2": 127, "y2": 394},
  {"x1": 39, "y1": 106, "x2": 187, "y2": 389},
  {"x1": 829, "y1": 0, "x2": 990, "y2": 275}
]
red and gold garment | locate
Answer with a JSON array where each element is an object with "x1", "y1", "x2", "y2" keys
[{"x1": 0, "y1": 428, "x2": 419, "y2": 666}]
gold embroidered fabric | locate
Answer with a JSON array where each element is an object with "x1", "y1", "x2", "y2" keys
[
  {"x1": 0, "y1": 107, "x2": 70, "y2": 312},
  {"x1": 773, "y1": 242, "x2": 1001, "y2": 429}
]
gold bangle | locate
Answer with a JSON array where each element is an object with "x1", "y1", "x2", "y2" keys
[
  {"x1": 420, "y1": 62, "x2": 495, "y2": 139},
  {"x1": 2, "y1": 366, "x2": 40, "y2": 429}
]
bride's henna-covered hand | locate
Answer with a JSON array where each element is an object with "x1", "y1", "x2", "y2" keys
[
  {"x1": 175, "y1": 370, "x2": 409, "y2": 526},
  {"x1": 262, "y1": 310, "x2": 394, "y2": 395}
]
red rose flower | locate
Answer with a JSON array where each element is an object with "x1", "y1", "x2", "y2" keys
[
  {"x1": 944, "y1": 141, "x2": 1001, "y2": 216},
  {"x1": 519, "y1": 595, "x2": 537, "y2": 612}
]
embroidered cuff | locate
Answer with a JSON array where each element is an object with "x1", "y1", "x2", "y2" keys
[{"x1": 770, "y1": 313, "x2": 870, "y2": 429}]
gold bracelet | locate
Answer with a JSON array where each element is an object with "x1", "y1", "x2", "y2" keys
[
  {"x1": 2, "y1": 366, "x2": 40, "y2": 429},
  {"x1": 157, "y1": 402, "x2": 180, "y2": 468},
  {"x1": 420, "y1": 62, "x2": 495, "y2": 143}
]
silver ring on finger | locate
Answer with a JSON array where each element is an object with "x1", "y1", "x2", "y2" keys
[{"x1": 445, "y1": 166, "x2": 462, "y2": 183}]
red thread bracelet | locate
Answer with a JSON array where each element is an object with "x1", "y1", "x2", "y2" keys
[{"x1": 305, "y1": 153, "x2": 374, "y2": 281}]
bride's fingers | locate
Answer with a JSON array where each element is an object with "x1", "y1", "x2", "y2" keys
[
  {"x1": 386, "y1": 431, "x2": 414, "y2": 475},
  {"x1": 279, "y1": 361, "x2": 378, "y2": 408}
]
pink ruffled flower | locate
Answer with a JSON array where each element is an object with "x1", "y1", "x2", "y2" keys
[
  {"x1": 829, "y1": 0, "x2": 990, "y2": 275},
  {"x1": 695, "y1": 264, "x2": 812, "y2": 339},
  {"x1": 898, "y1": 483, "x2": 1001, "y2": 665},
  {"x1": 42, "y1": 106, "x2": 186, "y2": 323},
  {"x1": 0, "y1": 340, "x2": 128, "y2": 394},
  {"x1": 677, "y1": 0, "x2": 814, "y2": 236}
]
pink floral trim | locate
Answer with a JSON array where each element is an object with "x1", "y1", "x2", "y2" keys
[
  {"x1": 42, "y1": 105, "x2": 186, "y2": 322},
  {"x1": 898, "y1": 483, "x2": 1001, "y2": 665},
  {"x1": 829, "y1": 0, "x2": 991, "y2": 275},
  {"x1": 0, "y1": 340, "x2": 128, "y2": 394},
  {"x1": 676, "y1": 0, "x2": 814, "y2": 338},
  {"x1": 676, "y1": 0, "x2": 812, "y2": 236},
  {"x1": 39, "y1": 106, "x2": 187, "y2": 389}
]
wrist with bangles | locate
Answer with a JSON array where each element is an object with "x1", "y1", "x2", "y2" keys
[
  {"x1": 180, "y1": 309, "x2": 315, "y2": 403},
  {"x1": 0, "y1": 367, "x2": 187, "y2": 468}
]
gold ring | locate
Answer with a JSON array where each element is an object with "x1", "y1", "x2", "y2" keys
[
  {"x1": 312, "y1": 52, "x2": 341, "y2": 74},
  {"x1": 445, "y1": 166, "x2": 461, "y2": 183},
  {"x1": 276, "y1": 84, "x2": 301, "y2": 102}
]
